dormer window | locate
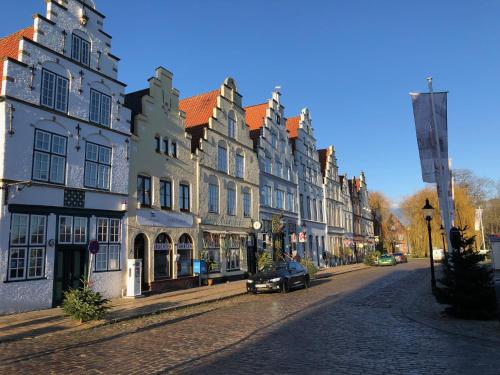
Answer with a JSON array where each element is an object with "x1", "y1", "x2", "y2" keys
[{"x1": 71, "y1": 34, "x2": 90, "y2": 66}]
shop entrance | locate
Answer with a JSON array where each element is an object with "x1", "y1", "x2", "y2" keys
[
  {"x1": 246, "y1": 234, "x2": 257, "y2": 274},
  {"x1": 53, "y1": 246, "x2": 87, "y2": 306},
  {"x1": 134, "y1": 233, "x2": 147, "y2": 289}
]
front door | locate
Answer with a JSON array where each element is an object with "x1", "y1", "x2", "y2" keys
[
  {"x1": 134, "y1": 234, "x2": 147, "y2": 289},
  {"x1": 247, "y1": 234, "x2": 257, "y2": 274},
  {"x1": 53, "y1": 247, "x2": 87, "y2": 306}
]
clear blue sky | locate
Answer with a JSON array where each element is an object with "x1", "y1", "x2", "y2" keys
[{"x1": 2, "y1": 1, "x2": 499, "y2": 206}]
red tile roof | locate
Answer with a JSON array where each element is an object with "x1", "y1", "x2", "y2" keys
[
  {"x1": 179, "y1": 89, "x2": 219, "y2": 128},
  {"x1": 286, "y1": 116, "x2": 300, "y2": 139},
  {"x1": 244, "y1": 103, "x2": 267, "y2": 131},
  {"x1": 318, "y1": 148, "x2": 327, "y2": 177},
  {"x1": 0, "y1": 26, "x2": 34, "y2": 84}
]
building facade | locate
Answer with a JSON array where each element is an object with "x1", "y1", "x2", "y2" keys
[
  {"x1": 125, "y1": 67, "x2": 199, "y2": 293},
  {"x1": 319, "y1": 146, "x2": 344, "y2": 264},
  {"x1": 180, "y1": 78, "x2": 260, "y2": 280},
  {"x1": 359, "y1": 172, "x2": 375, "y2": 254},
  {"x1": 287, "y1": 109, "x2": 326, "y2": 266},
  {"x1": 245, "y1": 90, "x2": 299, "y2": 263},
  {"x1": 0, "y1": 0, "x2": 131, "y2": 313},
  {"x1": 340, "y1": 175, "x2": 354, "y2": 263}
]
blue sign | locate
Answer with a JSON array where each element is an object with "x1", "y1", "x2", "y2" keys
[{"x1": 193, "y1": 260, "x2": 207, "y2": 274}]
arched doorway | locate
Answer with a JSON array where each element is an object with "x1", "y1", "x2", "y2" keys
[
  {"x1": 134, "y1": 234, "x2": 147, "y2": 288},
  {"x1": 177, "y1": 234, "x2": 193, "y2": 277},
  {"x1": 154, "y1": 233, "x2": 172, "y2": 280}
]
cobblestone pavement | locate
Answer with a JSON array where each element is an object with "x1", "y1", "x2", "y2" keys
[{"x1": 1, "y1": 260, "x2": 499, "y2": 375}]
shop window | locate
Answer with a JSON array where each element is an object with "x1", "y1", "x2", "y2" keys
[
  {"x1": 154, "y1": 233, "x2": 172, "y2": 279},
  {"x1": 177, "y1": 234, "x2": 193, "y2": 277},
  {"x1": 203, "y1": 232, "x2": 220, "y2": 273}
]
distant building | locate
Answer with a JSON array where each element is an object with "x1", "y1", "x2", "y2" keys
[
  {"x1": 245, "y1": 90, "x2": 299, "y2": 262},
  {"x1": 340, "y1": 175, "x2": 354, "y2": 261},
  {"x1": 287, "y1": 109, "x2": 326, "y2": 266},
  {"x1": 180, "y1": 78, "x2": 260, "y2": 280}
]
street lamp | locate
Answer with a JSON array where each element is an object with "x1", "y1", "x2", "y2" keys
[
  {"x1": 440, "y1": 224, "x2": 447, "y2": 253},
  {"x1": 422, "y1": 198, "x2": 436, "y2": 290}
]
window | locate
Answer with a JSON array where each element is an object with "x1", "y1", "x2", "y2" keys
[
  {"x1": 264, "y1": 155, "x2": 272, "y2": 174},
  {"x1": 155, "y1": 136, "x2": 161, "y2": 153},
  {"x1": 8, "y1": 214, "x2": 48, "y2": 281},
  {"x1": 280, "y1": 139, "x2": 286, "y2": 154},
  {"x1": 163, "y1": 139, "x2": 169, "y2": 155},
  {"x1": 307, "y1": 197, "x2": 311, "y2": 219},
  {"x1": 243, "y1": 189, "x2": 251, "y2": 217},
  {"x1": 179, "y1": 184, "x2": 190, "y2": 211},
  {"x1": 84, "y1": 142, "x2": 111, "y2": 190},
  {"x1": 226, "y1": 235, "x2": 240, "y2": 271},
  {"x1": 41, "y1": 69, "x2": 68, "y2": 113},
  {"x1": 271, "y1": 131, "x2": 277, "y2": 148},
  {"x1": 287, "y1": 192, "x2": 294, "y2": 212},
  {"x1": 300, "y1": 194, "x2": 304, "y2": 217},
  {"x1": 90, "y1": 89, "x2": 112, "y2": 127},
  {"x1": 203, "y1": 232, "x2": 221, "y2": 273},
  {"x1": 71, "y1": 34, "x2": 90, "y2": 66},
  {"x1": 33, "y1": 129, "x2": 67, "y2": 184},
  {"x1": 29, "y1": 215, "x2": 46, "y2": 245},
  {"x1": 319, "y1": 200, "x2": 324, "y2": 222},
  {"x1": 208, "y1": 181, "x2": 219, "y2": 213},
  {"x1": 217, "y1": 145, "x2": 227, "y2": 172},
  {"x1": 160, "y1": 180, "x2": 172, "y2": 209},
  {"x1": 177, "y1": 234, "x2": 193, "y2": 277},
  {"x1": 235, "y1": 153, "x2": 244, "y2": 178},
  {"x1": 137, "y1": 175, "x2": 151, "y2": 207},
  {"x1": 74, "y1": 217, "x2": 87, "y2": 244},
  {"x1": 263, "y1": 185, "x2": 272, "y2": 207},
  {"x1": 313, "y1": 199, "x2": 317, "y2": 221},
  {"x1": 275, "y1": 161, "x2": 282, "y2": 178},
  {"x1": 172, "y1": 142, "x2": 177, "y2": 158},
  {"x1": 59, "y1": 216, "x2": 73, "y2": 244},
  {"x1": 228, "y1": 111, "x2": 236, "y2": 138},
  {"x1": 227, "y1": 184, "x2": 236, "y2": 215},
  {"x1": 95, "y1": 218, "x2": 121, "y2": 272},
  {"x1": 275, "y1": 189, "x2": 284, "y2": 209}
]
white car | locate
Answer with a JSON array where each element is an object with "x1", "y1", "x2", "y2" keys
[{"x1": 433, "y1": 249, "x2": 445, "y2": 262}]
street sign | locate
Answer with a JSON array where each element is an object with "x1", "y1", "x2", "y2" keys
[
  {"x1": 193, "y1": 260, "x2": 207, "y2": 274},
  {"x1": 88, "y1": 240, "x2": 99, "y2": 255}
]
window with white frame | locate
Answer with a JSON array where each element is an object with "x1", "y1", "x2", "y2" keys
[
  {"x1": 280, "y1": 138, "x2": 286, "y2": 154},
  {"x1": 41, "y1": 69, "x2": 68, "y2": 113},
  {"x1": 287, "y1": 192, "x2": 294, "y2": 212},
  {"x1": 71, "y1": 34, "x2": 90, "y2": 66},
  {"x1": 227, "y1": 183, "x2": 236, "y2": 215},
  {"x1": 228, "y1": 111, "x2": 236, "y2": 139},
  {"x1": 275, "y1": 161, "x2": 282, "y2": 178},
  {"x1": 235, "y1": 153, "x2": 244, "y2": 178},
  {"x1": 270, "y1": 131, "x2": 277, "y2": 148},
  {"x1": 264, "y1": 155, "x2": 272, "y2": 174},
  {"x1": 58, "y1": 216, "x2": 73, "y2": 244},
  {"x1": 160, "y1": 180, "x2": 172, "y2": 209},
  {"x1": 33, "y1": 129, "x2": 67, "y2": 184},
  {"x1": 89, "y1": 89, "x2": 112, "y2": 127},
  {"x1": 263, "y1": 185, "x2": 272, "y2": 207},
  {"x1": 95, "y1": 218, "x2": 121, "y2": 272},
  {"x1": 84, "y1": 142, "x2": 111, "y2": 190},
  {"x1": 74, "y1": 217, "x2": 88, "y2": 244},
  {"x1": 8, "y1": 214, "x2": 47, "y2": 281},
  {"x1": 208, "y1": 180, "x2": 219, "y2": 213},
  {"x1": 217, "y1": 145, "x2": 227, "y2": 173},
  {"x1": 243, "y1": 189, "x2": 251, "y2": 217}
]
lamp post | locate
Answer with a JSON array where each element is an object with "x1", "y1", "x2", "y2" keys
[
  {"x1": 440, "y1": 224, "x2": 447, "y2": 253},
  {"x1": 422, "y1": 198, "x2": 436, "y2": 290}
]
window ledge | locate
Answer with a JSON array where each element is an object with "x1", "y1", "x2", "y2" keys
[
  {"x1": 4, "y1": 277, "x2": 48, "y2": 283},
  {"x1": 93, "y1": 269, "x2": 122, "y2": 273}
]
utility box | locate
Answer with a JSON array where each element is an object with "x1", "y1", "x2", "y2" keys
[
  {"x1": 490, "y1": 235, "x2": 500, "y2": 271},
  {"x1": 126, "y1": 259, "x2": 142, "y2": 297}
]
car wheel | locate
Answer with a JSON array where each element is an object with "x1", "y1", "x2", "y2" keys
[
  {"x1": 304, "y1": 276, "x2": 310, "y2": 289},
  {"x1": 281, "y1": 279, "x2": 290, "y2": 293}
]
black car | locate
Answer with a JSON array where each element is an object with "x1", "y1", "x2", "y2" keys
[{"x1": 246, "y1": 261, "x2": 310, "y2": 293}]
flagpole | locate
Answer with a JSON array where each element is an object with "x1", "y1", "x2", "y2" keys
[{"x1": 427, "y1": 77, "x2": 454, "y2": 254}]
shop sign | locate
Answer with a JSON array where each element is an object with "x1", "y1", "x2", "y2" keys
[
  {"x1": 154, "y1": 243, "x2": 172, "y2": 251},
  {"x1": 177, "y1": 242, "x2": 193, "y2": 250},
  {"x1": 291, "y1": 233, "x2": 297, "y2": 243}
]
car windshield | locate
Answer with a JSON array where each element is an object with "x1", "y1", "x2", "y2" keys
[
  {"x1": 379, "y1": 255, "x2": 392, "y2": 259},
  {"x1": 260, "y1": 262, "x2": 288, "y2": 273},
  {"x1": 393, "y1": 253, "x2": 402, "y2": 256}
]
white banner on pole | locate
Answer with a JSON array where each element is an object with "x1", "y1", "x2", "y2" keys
[
  {"x1": 410, "y1": 92, "x2": 448, "y2": 183},
  {"x1": 474, "y1": 208, "x2": 483, "y2": 231}
]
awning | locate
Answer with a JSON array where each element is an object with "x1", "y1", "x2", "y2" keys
[{"x1": 137, "y1": 209, "x2": 193, "y2": 228}]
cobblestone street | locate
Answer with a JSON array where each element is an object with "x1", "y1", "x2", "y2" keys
[{"x1": 1, "y1": 260, "x2": 499, "y2": 375}]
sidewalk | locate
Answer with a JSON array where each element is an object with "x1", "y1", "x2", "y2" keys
[{"x1": 0, "y1": 262, "x2": 369, "y2": 343}]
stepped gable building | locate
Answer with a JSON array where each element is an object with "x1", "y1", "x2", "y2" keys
[
  {"x1": 0, "y1": 0, "x2": 131, "y2": 313},
  {"x1": 339, "y1": 174, "x2": 354, "y2": 262},
  {"x1": 125, "y1": 67, "x2": 199, "y2": 293},
  {"x1": 179, "y1": 78, "x2": 259, "y2": 280},
  {"x1": 245, "y1": 89, "x2": 299, "y2": 262},
  {"x1": 319, "y1": 146, "x2": 344, "y2": 263},
  {"x1": 348, "y1": 177, "x2": 363, "y2": 260},
  {"x1": 286, "y1": 109, "x2": 326, "y2": 266},
  {"x1": 359, "y1": 172, "x2": 375, "y2": 253}
]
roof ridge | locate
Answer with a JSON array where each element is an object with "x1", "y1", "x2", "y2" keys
[{"x1": 180, "y1": 88, "x2": 219, "y2": 102}]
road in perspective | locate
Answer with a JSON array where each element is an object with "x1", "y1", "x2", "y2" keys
[{"x1": 1, "y1": 259, "x2": 498, "y2": 375}]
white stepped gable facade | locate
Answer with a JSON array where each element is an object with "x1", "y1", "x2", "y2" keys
[{"x1": 0, "y1": 0, "x2": 131, "y2": 313}]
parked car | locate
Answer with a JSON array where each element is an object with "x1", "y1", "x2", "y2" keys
[
  {"x1": 433, "y1": 249, "x2": 445, "y2": 262},
  {"x1": 393, "y1": 252, "x2": 408, "y2": 264},
  {"x1": 246, "y1": 261, "x2": 310, "y2": 293},
  {"x1": 377, "y1": 254, "x2": 396, "y2": 266}
]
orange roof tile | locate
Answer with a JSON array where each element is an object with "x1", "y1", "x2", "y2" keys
[
  {"x1": 0, "y1": 26, "x2": 34, "y2": 83},
  {"x1": 244, "y1": 103, "x2": 267, "y2": 130},
  {"x1": 286, "y1": 116, "x2": 300, "y2": 139},
  {"x1": 179, "y1": 89, "x2": 219, "y2": 128}
]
